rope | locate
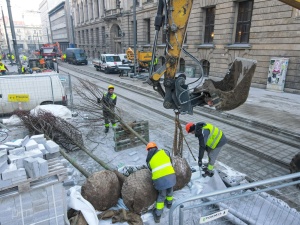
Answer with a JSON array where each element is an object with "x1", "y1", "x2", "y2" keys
[{"x1": 173, "y1": 112, "x2": 197, "y2": 161}]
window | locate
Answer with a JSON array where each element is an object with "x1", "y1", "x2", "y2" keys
[
  {"x1": 78, "y1": 31, "x2": 81, "y2": 44},
  {"x1": 86, "y1": 29, "x2": 89, "y2": 44},
  {"x1": 179, "y1": 58, "x2": 185, "y2": 72},
  {"x1": 101, "y1": 26, "x2": 106, "y2": 45},
  {"x1": 144, "y1": 18, "x2": 150, "y2": 43},
  {"x1": 91, "y1": 29, "x2": 94, "y2": 43},
  {"x1": 202, "y1": 60, "x2": 210, "y2": 77},
  {"x1": 17, "y1": 29, "x2": 20, "y2": 33},
  {"x1": 235, "y1": 0, "x2": 253, "y2": 44},
  {"x1": 96, "y1": 28, "x2": 99, "y2": 45},
  {"x1": 34, "y1": 30, "x2": 36, "y2": 34},
  {"x1": 204, "y1": 7, "x2": 215, "y2": 44},
  {"x1": 82, "y1": 30, "x2": 85, "y2": 44},
  {"x1": 28, "y1": 36, "x2": 31, "y2": 40}
]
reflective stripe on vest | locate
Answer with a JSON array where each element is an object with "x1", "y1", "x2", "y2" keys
[
  {"x1": 149, "y1": 149, "x2": 175, "y2": 180},
  {"x1": 203, "y1": 123, "x2": 223, "y2": 149}
]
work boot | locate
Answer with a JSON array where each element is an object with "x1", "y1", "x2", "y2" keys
[
  {"x1": 166, "y1": 202, "x2": 172, "y2": 209},
  {"x1": 104, "y1": 127, "x2": 109, "y2": 133},
  {"x1": 152, "y1": 209, "x2": 161, "y2": 223}
]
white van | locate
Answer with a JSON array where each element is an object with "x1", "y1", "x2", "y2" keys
[
  {"x1": 92, "y1": 54, "x2": 122, "y2": 73},
  {"x1": 118, "y1": 54, "x2": 129, "y2": 64},
  {"x1": 0, "y1": 73, "x2": 67, "y2": 115}
]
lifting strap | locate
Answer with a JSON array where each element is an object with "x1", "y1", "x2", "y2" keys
[{"x1": 172, "y1": 112, "x2": 196, "y2": 161}]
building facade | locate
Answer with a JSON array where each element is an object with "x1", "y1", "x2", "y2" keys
[
  {"x1": 0, "y1": 16, "x2": 45, "y2": 53},
  {"x1": 73, "y1": 0, "x2": 300, "y2": 93}
]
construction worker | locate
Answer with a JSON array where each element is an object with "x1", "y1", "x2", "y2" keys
[
  {"x1": 101, "y1": 85, "x2": 117, "y2": 133},
  {"x1": 39, "y1": 57, "x2": 46, "y2": 69},
  {"x1": 145, "y1": 142, "x2": 176, "y2": 223},
  {"x1": 63, "y1": 53, "x2": 66, "y2": 62},
  {"x1": 11, "y1": 54, "x2": 15, "y2": 62},
  {"x1": 22, "y1": 55, "x2": 27, "y2": 64},
  {"x1": 0, "y1": 61, "x2": 9, "y2": 75},
  {"x1": 185, "y1": 122, "x2": 227, "y2": 177},
  {"x1": 153, "y1": 55, "x2": 158, "y2": 70}
]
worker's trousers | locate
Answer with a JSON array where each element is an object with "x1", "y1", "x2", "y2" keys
[
  {"x1": 206, "y1": 145, "x2": 223, "y2": 166},
  {"x1": 155, "y1": 187, "x2": 173, "y2": 216}
]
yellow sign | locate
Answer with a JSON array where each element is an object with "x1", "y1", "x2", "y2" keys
[{"x1": 8, "y1": 94, "x2": 30, "y2": 102}]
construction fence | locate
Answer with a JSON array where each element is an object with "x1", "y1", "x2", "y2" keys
[
  {"x1": 0, "y1": 73, "x2": 74, "y2": 121},
  {"x1": 169, "y1": 172, "x2": 300, "y2": 225}
]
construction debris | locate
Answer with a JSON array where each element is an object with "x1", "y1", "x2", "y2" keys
[{"x1": 81, "y1": 170, "x2": 121, "y2": 211}]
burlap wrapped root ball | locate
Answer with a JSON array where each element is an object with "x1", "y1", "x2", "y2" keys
[
  {"x1": 81, "y1": 170, "x2": 121, "y2": 211},
  {"x1": 121, "y1": 169, "x2": 157, "y2": 214},
  {"x1": 172, "y1": 156, "x2": 192, "y2": 191}
]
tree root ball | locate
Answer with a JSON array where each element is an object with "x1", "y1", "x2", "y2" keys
[
  {"x1": 81, "y1": 170, "x2": 121, "y2": 211},
  {"x1": 173, "y1": 156, "x2": 192, "y2": 191},
  {"x1": 121, "y1": 169, "x2": 157, "y2": 214}
]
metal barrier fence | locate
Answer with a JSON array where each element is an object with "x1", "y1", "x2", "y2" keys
[
  {"x1": 169, "y1": 173, "x2": 300, "y2": 225},
  {"x1": 0, "y1": 73, "x2": 73, "y2": 119}
]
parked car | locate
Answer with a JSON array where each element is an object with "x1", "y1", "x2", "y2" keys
[
  {"x1": 66, "y1": 48, "x2": 87, "y2": 65},
  {"x1": 0, "y1": 73, "x2": 67, "y2": 115},
  {"x1": 92, "y1": 54, "x2": 122, "y2": 73}
]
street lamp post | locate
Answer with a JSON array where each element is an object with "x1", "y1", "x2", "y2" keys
[
  {"x1": 1, "y1": 6, "x2": 13, "y2": 65},
  {"x1": 6, "y1": 0, "x2": 22, "y2": 69},
  {"x1": 133, "y1": 0, "x2": 137, "y2": 76}
]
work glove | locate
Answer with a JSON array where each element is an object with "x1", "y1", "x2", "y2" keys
[{"x1": 97, "y1": 98, "x2": 101, "y2": 104}]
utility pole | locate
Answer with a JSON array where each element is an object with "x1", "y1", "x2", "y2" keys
[
  {"x1": 1, "y1": 6, "x2": 12, "y2": 65},
  {"x1": 6, "y1": 0, "x2": 21, "y2": 68},
  {"x1": 133, "y1": 0, "x2": 137, "y2": 76}
]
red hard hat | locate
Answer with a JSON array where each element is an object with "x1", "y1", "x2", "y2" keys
[
  {"x1": 146, "y1": 142, "x2": 157, "y2": 151},
  {"x1": 185, "y1": 122, "x2": 195, "y2": 133}
]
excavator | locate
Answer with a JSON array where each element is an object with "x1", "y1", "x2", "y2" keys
[
  {"x1": 147, "y1": 0, "x2": 300, "y2": 186},
  {"x1": 126, "y1": 47, "x2": 152, "y2": 70},
  {"x1": 147, "y1": 0, "x2": 257, "y2": 115}
]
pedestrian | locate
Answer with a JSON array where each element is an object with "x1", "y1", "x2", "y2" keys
[
  {"x1": 153, "y1": 55, "x2": 158, "y2": 71},
  {"x1": 0, "y1": 61, "x2": 9, "y2": 75},
  {"x1": 185, "y1": 122, "x2": 227, "y2": 177},
  {"x1": 145, "y1": 142, "x2": 176, "y2": 223},
  {"x1": 101, "y1": 85, "x2": 117, "y2": 133}
]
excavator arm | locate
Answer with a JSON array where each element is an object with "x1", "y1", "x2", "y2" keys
[
  {"x1": 148, "y1": 0, "x2": 257, "y2": 114},
  {"x1": 278, "y1": 0, "x2": 300, "y2": 9}
]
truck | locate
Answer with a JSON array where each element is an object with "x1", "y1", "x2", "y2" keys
[
  {"x1": 92, "y1": 54, "x2": 122, "y2": 74},
  {"x1": 39, "y1": 42, "x2": 62, "y2": 59}
]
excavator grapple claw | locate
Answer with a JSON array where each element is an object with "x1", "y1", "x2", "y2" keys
[{"x1": 193, "y1": 57, "x2": 257, "y2": 111}]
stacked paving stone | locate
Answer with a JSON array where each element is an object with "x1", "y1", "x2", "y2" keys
[
  {"x1": 0, "y1": 182, "x2": 66, "y2": 225},
  {"x1": 0, "y1": 134, "x2": 67, "y2": 225},
  {"x1": 0, "y1": 134, "x2": 60, "y2": 189}
]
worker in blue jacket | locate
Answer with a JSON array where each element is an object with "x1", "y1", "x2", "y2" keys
[{"x1": 145, "y1": 142, "x2": 176, "y2": 223}]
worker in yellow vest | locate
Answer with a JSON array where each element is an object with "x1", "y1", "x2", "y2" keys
[
  {"x1": 145, "y1": 142, "x2": 176, "y2": 223},
  {"x1": 186, "y1": 122, "x2": 227, "y2": 177},
  {"x1": 0, "y1": 61, "x2": 9, "y2": 75},
  {"x1": 11, "y1": 54, "x2": 15, "y2": 62}
]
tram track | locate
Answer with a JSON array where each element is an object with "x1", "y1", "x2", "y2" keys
[{"x1": 59, "y1": 63, "x2": 299, "y2": 170}]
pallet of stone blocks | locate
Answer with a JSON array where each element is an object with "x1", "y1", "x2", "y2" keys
[
  {"x1": 0, "y1": 181, "x2": 67, "y2": 225},
  {"x1": 114, "y1": 120, "x2": 149, "y2": 151},
  {"x1": 0, "y1": 157, "x2": 67, "y2": 193}
]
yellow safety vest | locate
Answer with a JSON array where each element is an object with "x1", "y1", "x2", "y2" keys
[
  {"x1": 203, "y1": 123, "x2": 223, "y2": 149},
  {"x1": 104, "y1": 93, "x2": 117, "y2": 100},
  {"x1": 11, "y1": 55, "x2": 15, "y2": 60},
  {"x1": 149, "y1": 149, "x2": 175, "y2": 180},
  {"x1": 63, "y1": 54, "x2": 66, "y2": 59},
  {"x1": 0, "y1": 64, "x2": 5, "y2": 71}
]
